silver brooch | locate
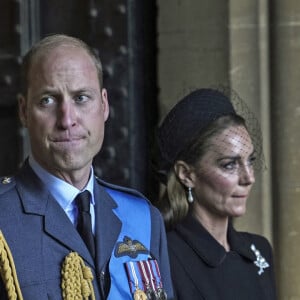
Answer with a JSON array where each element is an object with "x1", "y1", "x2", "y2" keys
[{"x1": 250, "y1": 244, "x2": 270, "y2": 275}]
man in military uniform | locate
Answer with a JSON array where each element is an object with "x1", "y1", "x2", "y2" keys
[{"x1": 0, "y1": 34, "x2": 173, "y2": 300}]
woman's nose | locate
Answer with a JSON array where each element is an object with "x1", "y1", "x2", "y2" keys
[{"x1": 239, "y1": 164, "x2": 255, "y2": 185}]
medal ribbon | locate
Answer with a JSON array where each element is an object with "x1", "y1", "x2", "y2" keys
[
  {"x1": 152, "y1": 260, "x2": 167, "y2": 299},
  {"x1": 140, "y1": 260, "x2": 154, "y2": 291},
  {"x1": 146, "y1": 261, "x2": 157, "y2": 290},
  {"x1": 152, "y1": 259, "x2": 163, "y2": 289},
  {"x1": 125, "y1": 261, "x2": 144, "y2": 294},
  {"x1": 125, "y1": 259, "x2": 167, "y2": 299}
]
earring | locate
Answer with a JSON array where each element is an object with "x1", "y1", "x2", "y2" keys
[{"x1": 187, "y1": 187, "x2": 194, "y2": 203}]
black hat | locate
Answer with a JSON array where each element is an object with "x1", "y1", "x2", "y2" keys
[{"x1": 156, "y1": 88, "x2": 236, "y2": 171}]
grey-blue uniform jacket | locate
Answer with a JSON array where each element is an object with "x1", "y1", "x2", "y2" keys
[{"x1": 0, "y1": 160, "x2": 174, "y2": 299}]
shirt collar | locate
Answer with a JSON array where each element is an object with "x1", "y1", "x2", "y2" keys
[{"x1": 28, "y1": 156, "x2": 95, "y2": 211}]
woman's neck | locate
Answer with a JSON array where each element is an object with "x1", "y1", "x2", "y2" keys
[{"x1": 192, "y1": 204, "x2": 230, "y2": 251}]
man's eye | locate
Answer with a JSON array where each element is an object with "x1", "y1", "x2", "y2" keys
[
  {"x1": 75, "y1": 95, "x2": 89, "y2": 103},
  {"x1": 40, "y1": 97, "x2": 55, "y2": 106}
]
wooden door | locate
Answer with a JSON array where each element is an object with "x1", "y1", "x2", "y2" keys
[{"x1": 0, "y1": 0, "x2": 157, "y2": 197}]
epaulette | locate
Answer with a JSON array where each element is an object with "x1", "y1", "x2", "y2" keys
[
  {"x1": 95, "y1": 176, "x2": 147, "y2": 200},
  {"x1": 0, "y1": 176, "x2": 16, "y2": 195}
]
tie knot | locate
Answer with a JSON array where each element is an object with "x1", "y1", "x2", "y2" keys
[{"x1": 75, "y1": 190, "x2": 91, "y2": 213}]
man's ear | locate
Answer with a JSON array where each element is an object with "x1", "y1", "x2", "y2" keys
[
  {"x1": 18, "y1": 94, "x2": 28, "y2": 127},
  {"x1": 174, "y1": 160, "x2": 196, "y2": 188},
  {"x1": 101, "y1": 88, "x2": 110, "y2": 122}
]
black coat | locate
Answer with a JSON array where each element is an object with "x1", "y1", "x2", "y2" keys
[{"x1": 167, "y1": 215, "x2": 277, "y2": 300}]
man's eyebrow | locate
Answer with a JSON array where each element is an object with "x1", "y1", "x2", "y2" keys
[{"x1": 71, "y1": 87, "x2": 98, "y2": 94}]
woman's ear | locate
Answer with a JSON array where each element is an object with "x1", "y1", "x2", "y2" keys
[{"x1": 174, "y1": 160, "x2": 196, "y2": 188}]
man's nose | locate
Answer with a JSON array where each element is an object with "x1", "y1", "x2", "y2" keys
[{"x1": 56, "y1": 100, "x2": 77, "y2": 129}]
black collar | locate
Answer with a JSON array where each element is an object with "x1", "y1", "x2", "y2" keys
[{"x1": 173, "y1": 214, "x2": 256, "y2": 267}]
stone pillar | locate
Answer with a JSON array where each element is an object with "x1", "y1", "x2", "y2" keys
[
  {"x1": 157, "y1": 0, "x2": 229, "y2": 116},
  {"x1": 228, "y1": 0, "x2": 273, "y2": 241},
  {"x1": 271, "y1": 1, "x2": 300, "y2": 298}
]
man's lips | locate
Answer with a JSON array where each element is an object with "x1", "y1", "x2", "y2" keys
[
  {"x1": 50, "y1": 134, "x2": 86, "y2": 142},
  {"x1": 51, "y1": 137, "x2": 84, "y2": 142},
  {"x1": 49, "y1": 136, "x2": 86, "y2": 148}
]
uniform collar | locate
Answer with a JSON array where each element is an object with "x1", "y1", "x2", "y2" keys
[
  {"x1": 28, "y1": 156, "x2": 95, "y2": 211},
  {"x1": 174, "y1": 214, "x2": 256, "y2": 267}
]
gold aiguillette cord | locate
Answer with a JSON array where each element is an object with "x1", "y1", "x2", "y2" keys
[
  {"x1": 61, "y1": 251, "x2": 96, "y2": 300},
  {"x1": 0, "y1": 230, "x2": 23, "y2": 300}
]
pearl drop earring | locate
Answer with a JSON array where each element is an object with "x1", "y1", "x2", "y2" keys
[{"x1": 187, "y1": 187, "x2": 194, "y2": 203}]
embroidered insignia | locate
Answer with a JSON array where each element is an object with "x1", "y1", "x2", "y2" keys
[
  {"x1": 115, "y1": 236, "x2": 149, "y2": 258},
  {"x1": 250, "y1": 244, "x2": 270, "y2": 275},
  {"x1": 1, "y1": 177, "x2": 12, "y2": 184}
]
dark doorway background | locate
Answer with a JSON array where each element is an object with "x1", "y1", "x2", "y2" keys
[{"x1": 0, "y1": 0, "x2": 159, "y2": 199}]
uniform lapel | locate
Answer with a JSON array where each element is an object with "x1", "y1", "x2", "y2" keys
[
  {"x1": 93, "y1": 180, "x2": 122, "y2": 272},
  {"x1": 15, "y1": 161, "x2": 94, "y2": 266},
  {"x1": 44, "y1": 197, "x2": 94, "y2": 265},
  {"x1": 16, "y1": 161, "x2": 124, "y2": 269}
]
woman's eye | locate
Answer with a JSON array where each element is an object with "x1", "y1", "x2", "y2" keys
[
  {"x1": 222, "y1": 161, "x2": 238, "y2": 170},
  {"x1": 248, "y1": 155, "x2": 257, "y2": 166}
]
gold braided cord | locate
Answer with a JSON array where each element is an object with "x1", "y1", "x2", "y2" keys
[
  {"x1": 0, "y1": 230, "x2": 23, "y2": 300},
  {"x1": 61, "y1": 252, "x2": 95, "y2": 300}
]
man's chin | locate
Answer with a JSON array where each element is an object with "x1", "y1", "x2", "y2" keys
[{"x1": 46, "y1": 156, "x2": 90, "y2": 173}]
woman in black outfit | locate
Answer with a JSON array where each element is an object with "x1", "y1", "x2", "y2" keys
[{"x1": 153, "y1": 88, "x2": 277, "y2": 300}]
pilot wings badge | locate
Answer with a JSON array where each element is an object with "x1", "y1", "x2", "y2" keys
[{"x1": 115, "y1": 236, "x2": 149, "y2": 258}]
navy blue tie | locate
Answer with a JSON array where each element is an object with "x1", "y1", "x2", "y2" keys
[{"x1": 75, "y1": 191, "x2": 95, "y2": 258}]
